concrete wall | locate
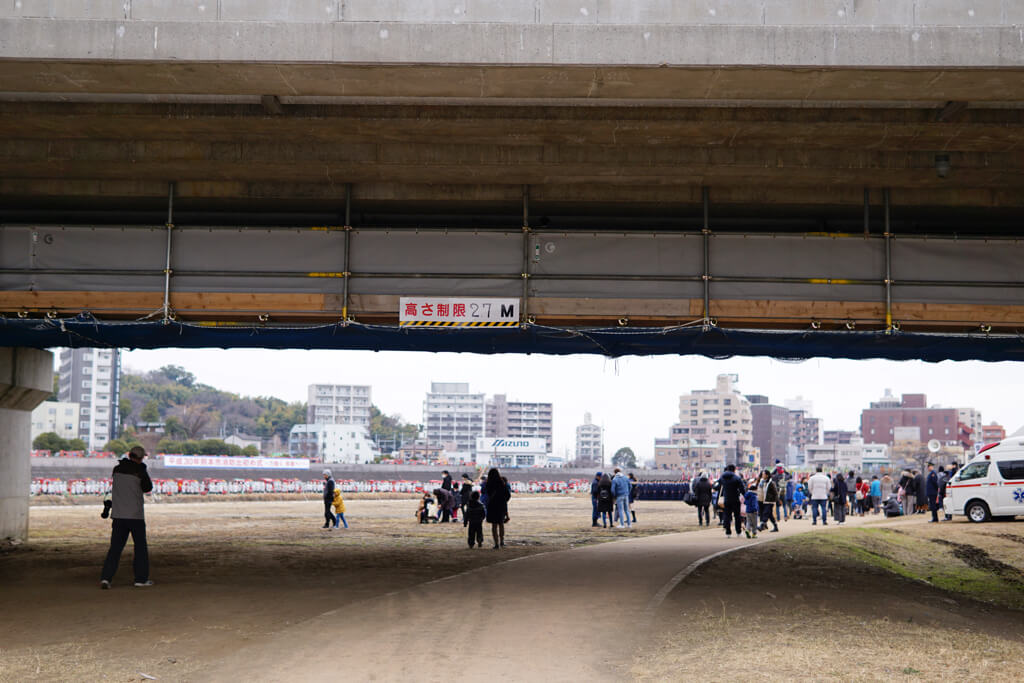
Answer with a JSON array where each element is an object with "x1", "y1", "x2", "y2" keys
[
  {"x1": 1, "y1": 0, "x2": 1022, "y2": 26},
  {"x1": 0, "y1": 1, "x2": 1021, "y2": 66}
]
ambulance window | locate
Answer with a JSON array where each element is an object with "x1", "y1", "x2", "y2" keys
[
  {"x1": 996, "y1": 460, "x2": 1024, "y2": 481},
  {"x1": 957, "y1": 462, "x2": 990, "y2": 481}
]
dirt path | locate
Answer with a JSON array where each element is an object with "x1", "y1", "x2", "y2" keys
[{"x1": 199, "y1": 513, "x2": 883, "y2": 682}]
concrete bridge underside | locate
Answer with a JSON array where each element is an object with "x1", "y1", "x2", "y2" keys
[{"x1": 1, "y1": 5, "x2": 1023, "y2": 334}]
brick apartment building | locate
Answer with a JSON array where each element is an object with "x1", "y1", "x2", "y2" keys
[{"x1": 860, "y1": 390, "x2": 962, "y2": 446}]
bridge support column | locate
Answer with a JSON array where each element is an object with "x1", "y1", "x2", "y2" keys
[{"x1": 0, "y1": 348, "x2": 54, "y2": 542}]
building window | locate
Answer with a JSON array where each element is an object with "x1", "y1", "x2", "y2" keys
[{"x1": 82, "y1": 380, "x2": 91, "y2": 388}]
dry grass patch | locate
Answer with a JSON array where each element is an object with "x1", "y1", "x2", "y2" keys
[
  {"x1": 636, "y1": 522, "x2": 1024, "y2": 682},
  {"x1": 634, "y1": 605, "x2": 1023, "y2": 681}
]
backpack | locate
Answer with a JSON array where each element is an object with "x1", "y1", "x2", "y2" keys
[{"x1": 599, "y1": 487, "x2": 612, "y2": 502}]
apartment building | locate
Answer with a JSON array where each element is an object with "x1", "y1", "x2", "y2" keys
[
  {"x1": 823, "y1": 430, "x2": 858, "y2": 445},
  {"x1": 288, "y1": 423, "x2": 378, "y2": 464},
  {"x1": 575, "y1": 412, "x2": 604, "y2": 467},
  {"x1": 30, "y1": 400, "x2": 80, "y2": 441},
  {"x1": 789, "y1": 410, "x2": 822, "y2": 454},
  {"x1": 749, "y1": 402, "x2": 791, "y2": 468},
  {"x1": 653, "y1": 423, "x2": 733, "y2": 471},
  {"x1": 981, "y1": 423, "x2": 1006, "y2": 442},
  {"x1": 957, "y1": 407, "x2": 984, "y2": 444},
  {"x1": 485, "y1": 394, "x2": 553, "y2": 452},
  {"x1": 860, "y1": 390, "x2": 961, "y2": 446},
  {"x1": 423, "y1": 382, "x2": 486, "y2": 456},
  {"x1": 805, "y1": 441, "x2": 863, "y2": 471},
  {"x1": 306, "y1": 384, "x2": 372, "y2": 426},
  {"x1": 676, "y1": 374, "x2": 753, "y2": 463},
  {"x1": 57, "y1": 348, "x2": 120, "y2": 451}
]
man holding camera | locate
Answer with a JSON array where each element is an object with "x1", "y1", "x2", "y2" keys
[{"x1": 100, "y1": 445, "x2": 154, "y2": 589}]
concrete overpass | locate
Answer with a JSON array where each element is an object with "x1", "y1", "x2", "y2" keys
[{"x1": 2, "y1": 2, "x2": 1024, "y2": 539}]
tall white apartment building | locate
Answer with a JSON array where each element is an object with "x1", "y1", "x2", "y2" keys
[
  {"x1": 306, "y1": 384, "x2": 372, "y2": 426},
  {"x1": 423, "y1": 382, "x2": 485, "y2": 456},
  {"x1": 57, "y1": 348, "x2": 120, "y2": 451},
  {"x1": 677, "y1": 374, "x2": 753, "y2": 465},
  {"x1": 575, "y1": 412, "x2": 604, "y2": 467},
  {"x1": 30, "y1": 401, "x2": 80, "y2": 441}
]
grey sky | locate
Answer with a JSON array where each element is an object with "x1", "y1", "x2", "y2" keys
[{"x1": 113, "y1": 349, "x2": 1024, "y2": 462}]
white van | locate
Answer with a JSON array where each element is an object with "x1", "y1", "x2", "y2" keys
[{"x1": 945, "y1": 439, "x2": 1024, "y2": 522}]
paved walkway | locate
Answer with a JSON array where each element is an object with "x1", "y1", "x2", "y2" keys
[{"x1": 200, "y1": 514, "x2": 881, "y2": 682}]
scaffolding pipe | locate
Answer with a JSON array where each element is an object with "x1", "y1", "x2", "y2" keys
[
  {"x1": 161, "y1": 182, "x2": 175, "y2": 324},
  {"x1": 9, "y1": 222, "x2": 1024, "y2": 243},
  {"x1": 6, "y1": 267, "x2": 1023, "y2": 289},
  {"x1": 884, "y1": 188, "x2": 893, "y2": 333},
  {"x1": 863, "y1": 188, "x2": 870, "y2": 236},
  {"x1": 702, "y1": 187, "x2": 711, "y2": 326},
  {"x1": 342, "y1": 184, "x2": 352, "y2": 321},
  {"x1": 521, "y1": 185, "x2": 531, "y2": 323}
]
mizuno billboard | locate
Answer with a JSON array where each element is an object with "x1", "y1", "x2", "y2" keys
[{"x1": 476, "y1": 437, "x2": 547, "y2": 454}]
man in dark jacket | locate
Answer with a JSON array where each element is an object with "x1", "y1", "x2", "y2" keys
[
  {"x1": 693, "y1": 474, "x2": 713, "y2": 527},
  {"x1": 903, "y1": 470, "x2": 918, "y2": 516},
  {"x1": 845, "y1": 471, "x2": 857, "y2": 516},
  {"x1": 434, "y1": 487, "x2": 454, "y2": 523},
  {"x1": 459, "y1": 474, "x2": 474, "y2": 519},
  {"x1": 441, "y1": 470, "x2": 453, "y2": 491},
  {"x1": 590, "y1": 472, "x2": 602, "y2": 527},
  {"x1": 716, "y1": 465, "x2": 746, "y2": 537},
  {"x1": 913, "y1": 470, "x2": 927, "y2": 514},
  {"x1": 832, "y1": 472, "x2": 848, "y2": 524},
  {"x1": 322, "y1": 469, "x2": 337, "y2": 529},
  {"x1": 937, "y1": 466, "x2": 952, "y2": 521},
  {"x1": 926, "y1": 462, "x2": 940, "y2": 522},
  {"x1": 100, "y1": 446, "x2": 154, "y2": 589}
]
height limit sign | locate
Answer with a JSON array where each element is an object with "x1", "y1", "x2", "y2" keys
[{"x1": 399, "y1": 297, "x2": 520, "y2": 327}]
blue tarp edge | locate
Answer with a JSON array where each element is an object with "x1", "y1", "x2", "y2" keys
[{"x1": 1, "y1": 315, "x2": 1023, "y2": 361}]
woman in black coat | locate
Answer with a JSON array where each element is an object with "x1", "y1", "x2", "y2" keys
[
  {"x1": 596, "y1": 473, "x2": 614, "y2": 528},
  {"x1": 484, "y1": 468, "x2": 510, "y2": 549}
]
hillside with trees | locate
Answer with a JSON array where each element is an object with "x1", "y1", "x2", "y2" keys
[
  {"x1": 118, "y1": 365, "x2": 306, "y2": 455},
  {"x1": 111, "y1": 365, "x2": 420, "y2": 457}
]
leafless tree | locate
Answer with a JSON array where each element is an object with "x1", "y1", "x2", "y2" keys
[{"x1": 182, "y1": 402, "x2": 213, "y2": 439}]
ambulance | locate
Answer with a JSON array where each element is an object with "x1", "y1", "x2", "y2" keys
[{"x1": 945, "y1": 438, "x2": 1024, "y2": 523}]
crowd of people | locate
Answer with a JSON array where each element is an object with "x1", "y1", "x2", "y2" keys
[
  {"x1": 590, "y1": 468, "x2": 639, "y2": 528},
  {"x1": 340, "y1": 467, "x2": 516, "y2": 549},
  {"x1": 683, "y1": 459, "x2": 961, "y2": 538}
]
